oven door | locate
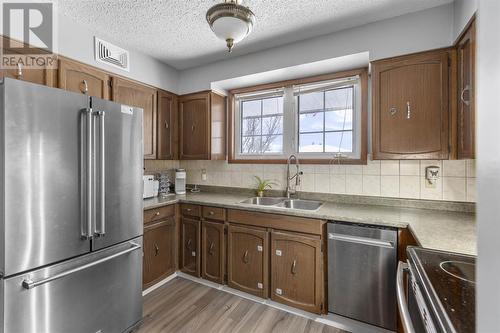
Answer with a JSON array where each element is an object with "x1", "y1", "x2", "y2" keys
[{"x1": 397, "y1": 261, "x2": 439, "y2": 333}]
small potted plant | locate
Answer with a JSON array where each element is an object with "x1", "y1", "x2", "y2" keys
[{"x1": 254, "y1": 176, "x2": 276, "y2": 197}]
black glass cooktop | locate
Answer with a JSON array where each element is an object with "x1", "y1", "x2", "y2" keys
[{"x1": 408, "y1": 247, "x2": 476, "y2": 333}]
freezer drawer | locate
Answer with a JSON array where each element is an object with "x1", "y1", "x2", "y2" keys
[
  {"x1": 1, "y1": 237, "x2": 143, "y2": 333},
  {"x1": 327, "y1": 222, "x2": 397, "y2": 330}
]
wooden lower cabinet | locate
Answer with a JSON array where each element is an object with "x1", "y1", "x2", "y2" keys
[
  {"x1": 201, "y1": 220, "x2": 225, "y2": 284},
  {"x1": 227, "y1": 224, "x2": 269, "y2": 298},
  {"x1": 271, "y1": 231, "x2": 323, "y2": 314},
  {"x1": 143, "y1": 218, "x2": 176, "y2": 289},
  {"x1": 180, "y1": 217, "x2": 201, "y2": 277}
]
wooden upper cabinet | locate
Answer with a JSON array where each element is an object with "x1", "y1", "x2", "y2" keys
[
  {"x1": 456, "y1": 18, "x2": 476, "y2": 159},
  {"x1": 271, "y1": 231, "x2": 323, "y2": 314},
  {"x1": 58, "y1": 58, "x2": 110, "y2": 99},
  {"x1": 227, "y1": 224, "x2": 269, "y2": 298},
  {"x1": 111, "y1": 77, "x2": 157, "y2": 159},
  {"x1": 178, "y1": 91, "x2": 226, "y2": 160},
  {"x1": 157, "y1": 90, "x2": 178, "y2": 160},
  {"x1": 372, "y1": 49, "x2": 450, "y2": 159},
  {"x1": 0, "y1": 36, "x2": 55, "y2": 87}
]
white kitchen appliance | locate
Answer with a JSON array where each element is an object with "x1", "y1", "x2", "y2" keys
[
  {"x1": 143, "y1": 175, "x2": 159, "y2": 198},
  {"x1": 175, "y1": 169, "x2": 186, "y2": 194}
]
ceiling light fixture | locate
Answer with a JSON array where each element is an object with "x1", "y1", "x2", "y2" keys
[{"x1": 206, "y1": 0, "x2": 256, "y2": 53}]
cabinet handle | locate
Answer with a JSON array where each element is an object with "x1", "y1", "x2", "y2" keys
[
  {"x1": 154, "y1": 244, "x2": 159, "y2": 256},
  {"x1": 81, "y1": 79, "x2": 89, "y2": 94},
  {"x1": 208, "y1": 241, "x2": 215, "y2": 255},
  {"x1": 461, "y1": 84, "x2": 471, "y2": 106},
  {"x1": 186, "y1": 239, "x2": 192, "y2": 250},
  {"x1": 242, "y1": 250, "x2": 249, "y2": 264},
  {"x1": 191, "y1": 124, "x2": 195, "y2": 132},
  {"x1": 185, "y1": 208, "x2": 192, "y2": 212},
  {"x1": 389, "y1": 107, "x2": 397, "y2": 116},
  {"x1": 165, "y1": 121, "x2": 169, "y2": 129},
  {"x1": 155, "y1": 211, "x2": 160, "y2": 216},
  {"x1": 209, "y1": 211, "x2": 215, "y2": 216},
  {"x1": 16, "y1": 63, "x2": 23, "y2": 79},
  {"x1": 291, "y1": 259, "x2": 297, "y2": 275},
  {"x1": 406, "y1": 101, "x2": 411, "y2": 119}
]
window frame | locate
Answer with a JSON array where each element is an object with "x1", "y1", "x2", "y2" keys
[{"x1": 228, "y1": 68, "x2": 368, "y2": 164}]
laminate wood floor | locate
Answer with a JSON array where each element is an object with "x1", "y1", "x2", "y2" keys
[{"x1": 137, "y1": 278, "x2": 349, "y2": 333}]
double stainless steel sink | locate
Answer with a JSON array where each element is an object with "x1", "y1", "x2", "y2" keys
[{"x1": 239, "y1": 197, "x2": 324, "y2": 211}]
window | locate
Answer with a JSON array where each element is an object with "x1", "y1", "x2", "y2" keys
[{"x1": 231, "y1": 70, "x2": 367, "y2": 163}]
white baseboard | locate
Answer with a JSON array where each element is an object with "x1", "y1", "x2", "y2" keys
[
  {"x1": 168, "y1": 272, "x2": 395, "y2": 333},
  {"x1": 142, "y1": 272, "x2": 178, "y2": 296}
]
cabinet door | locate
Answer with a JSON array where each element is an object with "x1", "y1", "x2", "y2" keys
[
  {"x1": 457, "y1": 19, "x2": 476, "y2": 159},
  {"x1": 112, "y1": 77, "x2": 157, "y2": 159},
  {"x1": 227, "y1": 224, "x2": 268, "y2": 298},
  {"x1": 372, "y1": 49, "x2": 449, "y2": 159},
  {"x1": 0, "y1": 36, "x2": 55, "y2": 87},
  {"x1": 143, "y1": 218, "x2": 176, "y2": 289},
  {"x1": 179, "y1": 93, "x2": 210, "y2": 160},
  {"x1": 271, "y1": 232, "x2": 323, "y2": 314},
  {"x1": 157, "y1": 90, "x2": 178, "y2": 159},
  {"x1": 180, "y1": 217, "x2": 201, "y2": 277},
  {"x1": 202, "y1": 220, "x2": 225, "y2": 284},
  {"x1": 58, "y1": 58, "x2": 110, "y2": 99}
]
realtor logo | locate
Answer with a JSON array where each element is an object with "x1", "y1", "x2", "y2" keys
[{"x1": 1, "y1": 1, "x2": 57, "y2": 69}]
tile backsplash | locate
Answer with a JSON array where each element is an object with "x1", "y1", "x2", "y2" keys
[{"x1": 145, "y1": 158, "x2": 476, "y2": 203}]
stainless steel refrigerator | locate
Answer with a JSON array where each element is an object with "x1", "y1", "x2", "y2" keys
[{"x1": 0, "y1": 78, "x2": 144, "y2": 333}]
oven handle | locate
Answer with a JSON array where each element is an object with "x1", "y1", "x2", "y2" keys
[{"x1": 397, "y1": 261, "x2": 416, "y2": 333}]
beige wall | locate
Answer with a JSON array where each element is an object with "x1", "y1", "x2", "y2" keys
[{"x1": 146, "y1": 158, "x2": 476, "y2": 203}]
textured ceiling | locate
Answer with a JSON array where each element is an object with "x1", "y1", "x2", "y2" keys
[{"x1": 55, "y1": 0, "x2": 452, "y2": 70}]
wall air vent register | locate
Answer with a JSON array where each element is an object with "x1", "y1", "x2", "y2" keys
[{"x1": 94, "y1": 37, "x2": 130, "y2": 71}]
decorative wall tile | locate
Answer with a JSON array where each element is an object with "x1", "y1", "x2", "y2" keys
[
  {"x1": 443, "y1": 177, "x2": 466, "y2": 201},
  {"x1": 314, "y1": 173, "x2": 331, "y2": 193},
  {"x1": 466, "y1": 159, "x2": 476, "y2": 178},
  {"x1": 346, "y1": 175, "x2": 362, "y2": 195},
  {"x1": 362, "y1": 175, "x2": 381, "y2": 196},
  {"x1": 330, "y1": 164, "x2": 346, "y2": 175},
  {"x1": 420, "y1": 177, "x2": 443, "y2": 200},
  {"x1": 314, "y1": 164, "x2": 330, "y2": 174},
  {"x1": 442, "y1": 160, "x2": 466, "y2": 177},
  {"x1": 345, "y1": 165, "x2": 363, "y2": 175},
  {"x1": 299, "y1": 173, "x2": 315, "y2": 192},
  {"x1": 466, "y1": 178, "x2": 476, "y2": 202},
  {"x1": 400, "y1": 160, "x2": 420, "y2": 176},
  {"x1": 381, "y1": 176, "x2": 400, "y2": 197},
  {"x1": 330, "y1": 174, "x2": 346, "y2": 194},
  {"x1": 380, "y1": 161, "x2": 399, "y2": 176},
  {"x1": 362, "y1": 160, "x2": 381, "y2": 175},
  {"x1": 400, "y1": 176, "x2": 420, "y2": 199}
]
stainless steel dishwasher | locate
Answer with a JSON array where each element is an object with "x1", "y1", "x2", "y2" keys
[{"x1": 328, "y1": 221, "x2": 398, "y2": 331}]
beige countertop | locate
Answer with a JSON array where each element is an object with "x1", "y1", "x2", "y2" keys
[{"x1": 143, "y1": 193, "x2": 476, "y2": 256}]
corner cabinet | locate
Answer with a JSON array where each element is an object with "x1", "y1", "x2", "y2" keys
[
  {"x1": 178, "y1": 91, "x2": 226, "y2": 160},
  {"x1": 456, "y1": 19, "x2": 476, "y2": 159},
  {"x1": 157, "y1": 90, "x2": 178, "y2": 160},
  {"x1": 372, "y1": 49, "x2": 450, "y2": 159},
  {"x1": 111, "y1": 77, "x2": 158, "y2": 159},
  {"x1": 271, "y1": 231, "x2": 323, "y2": 314}
]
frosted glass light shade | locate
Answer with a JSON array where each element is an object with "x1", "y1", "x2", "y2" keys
[{"x1": 211, "y1": 16, "x2": 250, "y2": 43}]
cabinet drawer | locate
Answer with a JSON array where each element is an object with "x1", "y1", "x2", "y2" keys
[
  {"x1": 181, "y1": 204, "x2": 201, "y2": 218},
  {"x1": 144, "y1": 205, "x2": 175, "y2": 224},
  {"x1": 202, "y1": 206, "x2": 226, "y2": 221}
]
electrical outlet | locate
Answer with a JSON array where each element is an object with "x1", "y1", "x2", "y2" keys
[{"x1": 201, "y1": 169, "x2": 207, "y2": 181}]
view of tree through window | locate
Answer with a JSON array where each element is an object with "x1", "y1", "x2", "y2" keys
[
  {"x1": 298, "y1": 86, "x2": 354, "y2": 153},
  {"x1": 240, "y1": 96, "x2": 283, "y2": 154}
]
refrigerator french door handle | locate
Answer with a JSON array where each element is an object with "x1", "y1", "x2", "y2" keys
[
  {"x1": 94, "y1": 110, "x2": 106, "y2": 237},
  {"x1": 81, "y1": 108, "x2": 93, "y2": 239},
  {"x1": 21, "y1": 242, "x2": 142, "y2": 289}
]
